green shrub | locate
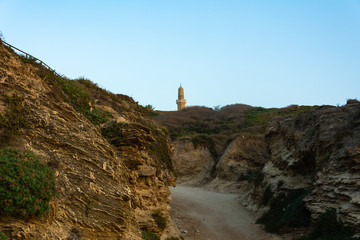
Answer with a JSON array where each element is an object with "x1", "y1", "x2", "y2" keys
[
  {"x1": 60, "y1": 79, "x2": 111, "y2": 125},
  {"x1": 238, "y1": 168, "x2": 264, "y2": 186},
  {"x1": 145, "y1": 104, "x2": 154, "y2": 110},
  {"x1": 19, "y1": 55, "x2": 38, "y2": 65},
  {"x1": 0, "y1": 31, "x2": 4, "y2": 42},
  {"x1": 152, "y1": 210, "x2": 167, "y2": 230},
  {"x1": 257, "y1": 189, "x2": 311, "y2": 233},
  {"x1": 60, "y1": 78, "x2": 90, "y2": 112},
  {"x1": 148, "y1": 124, "x2": 174, "y2": 171},
  {"x1": 242, "y1": 107, "x2": 275, "y2": 128},
  {"x1": 0, "y1": 231, "x2": 7, "y2": 240},
  {"x1": 0, "y1": 148, "x2": 56, "y2": 219},
  {"x1": 301, "y1": 209, "x2": 360, "y2": 240},
  {"x1": 261, "y1": 186, "x2": 274, "y2": 206},
  {"x1": 141, "y1": 230, "x2": 159, "y2": 240},
  {"x1": 85, "y1": 108, "x2": 110, "y2": 125},
  {"x1": 101, "y1": 122, "x2": 126, "y2": 143},
  {"x1": 0, "y1": 94, "x2": 29, "y2": 132}
]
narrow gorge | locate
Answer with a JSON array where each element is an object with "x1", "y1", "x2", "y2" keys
[{"x1": 157, "y1": 101, "x2": 360, "y2": 240}]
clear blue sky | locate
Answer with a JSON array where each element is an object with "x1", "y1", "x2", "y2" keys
[{"x1": 1, "y1": 0, "x2": 359, "y2": 110}]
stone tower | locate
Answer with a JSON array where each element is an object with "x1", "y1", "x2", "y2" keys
[{"x1": 176, "y1": 85, "x2": 186, "y2": 111}]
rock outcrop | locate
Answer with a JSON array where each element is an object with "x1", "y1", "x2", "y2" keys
[
  {"x1": 264, "y1": 101, "x2": 360, "y2": 228},
  {"x1": 215, "y1": 135, "x2": 269, "y2": 181},
  {"x1": 0, "y1": 42, "x2": 178, "y2": 239},
  {"x1": 171, "y1": 140, "x2": 214, "y2": 185}
]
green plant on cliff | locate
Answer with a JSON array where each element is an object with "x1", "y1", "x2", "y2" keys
[
  {"x1": 0, "y1": 148, "x2": 56, "y2": 219},
  {"x1": 86, "y1": 107, "x2": 110, "y2": 125},
  {"x1": 301, "y1": 209, "x2": 360, "y2": 240},
  {"x1": 59, "y1": 78, "x2": 110, "y2": 124},
  {"x1": 0, "y1": 231, "x2": 7, "y2": 240},
  {"x1": 141, "y1": 230, "x2": 160, "y2": 240},
  {"x1": 148, "y1": 123, "x2": 174, "y2": 171},
  {"x1": 35, "y1": 67, "x2": 110, "y2": 125},
  {"x1": 257, "y1": 189, "x2": 311, "y2": 233},
  {"x1": 260, "y1": 186, "x2": 274, "y2": 206},
  {"x1": 0, "y1": 31, "x2": 4, "y2": 42},
  {"x1": 0, "y1": 93, "x2": 29, "y2": 133},
  {"x1": 101, "y1": 122, "x2": 126, "y2": 144},
  {"x1": 238, "y1": 168, "x2": 264, "y2": 186},
  {"x1": 152, "y1": 210, "x2": 167, "y2": 230}
]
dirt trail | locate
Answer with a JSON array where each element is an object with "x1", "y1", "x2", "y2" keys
[{"x1": 170, "y1": 186, "x2": 286, "y2": 240}]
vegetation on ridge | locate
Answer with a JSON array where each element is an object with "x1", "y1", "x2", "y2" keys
[
  {"x1": 36, "y1": 67, "x2": 111, "y2": 125},
  {"x1": 1, "y1": 41, "x2": 175, "y2": 175},
  {"x1": 158, "y1": 105, "x2": 318, "y2": 140}
]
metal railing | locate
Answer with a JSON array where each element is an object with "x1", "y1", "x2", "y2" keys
[{"x1": 1, "y1": 40, "x2": 56, "y2": 72}]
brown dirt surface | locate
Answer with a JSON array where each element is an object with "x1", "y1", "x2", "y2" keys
[{"x1": 170, "y1": 186, "x2": 289, "y2": 240}]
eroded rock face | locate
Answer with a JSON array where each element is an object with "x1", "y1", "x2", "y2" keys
[
  {"x1": 0, "y1": 43, "x2": 177, "y2": 239},
  {"x1": 172, "y1": 140, "x2": 214, "y2": 185},
  {"x1": 215, "y1": 135, "x2": 269, "y2": 181},
  {"x1": 264, "y1": 102, "x2": 360, "y2": 228}
]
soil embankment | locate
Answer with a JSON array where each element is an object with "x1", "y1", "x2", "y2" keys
[{"x1": 170, "y1": 186, "x2": 285, "y2": 240}]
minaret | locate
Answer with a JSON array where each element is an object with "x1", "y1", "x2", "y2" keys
[{"x1": 176, "y1": 84, "x2": 186, "y2": 111}]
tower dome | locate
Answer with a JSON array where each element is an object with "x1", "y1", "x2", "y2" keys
[{"x1": 176, "y1": 85, "x2": 186, "y2": 111}]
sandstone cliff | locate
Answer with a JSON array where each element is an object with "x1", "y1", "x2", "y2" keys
[{"x1": 0, "y1": 42, "x2": 178, "y2": 239}]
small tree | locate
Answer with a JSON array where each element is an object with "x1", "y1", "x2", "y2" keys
[
  {"x1": 213, "y1": 105, "x2": 221, "y2": 111},
  {"x1": 0, "y1": 31, "x2": 4, "y2": 42},
  {"x1": 145, "y1": 104, "x2": 155, "y2": 110}
]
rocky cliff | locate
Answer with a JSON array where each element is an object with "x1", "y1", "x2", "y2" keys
[
  {"x1": 264, "y1": 101, "x2": 360, "y2": 228},
  {"x1": 0, "y1": 42, "x2": 178, "y2": 239}
]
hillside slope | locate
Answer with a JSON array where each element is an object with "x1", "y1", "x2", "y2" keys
[{"x1": 0, "y1": 41, "x2": 178, "y2": 239}]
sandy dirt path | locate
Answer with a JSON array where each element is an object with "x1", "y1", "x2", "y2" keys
[{"x1": 170, "y1": 186, "x2": 286, "y2": 240}]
